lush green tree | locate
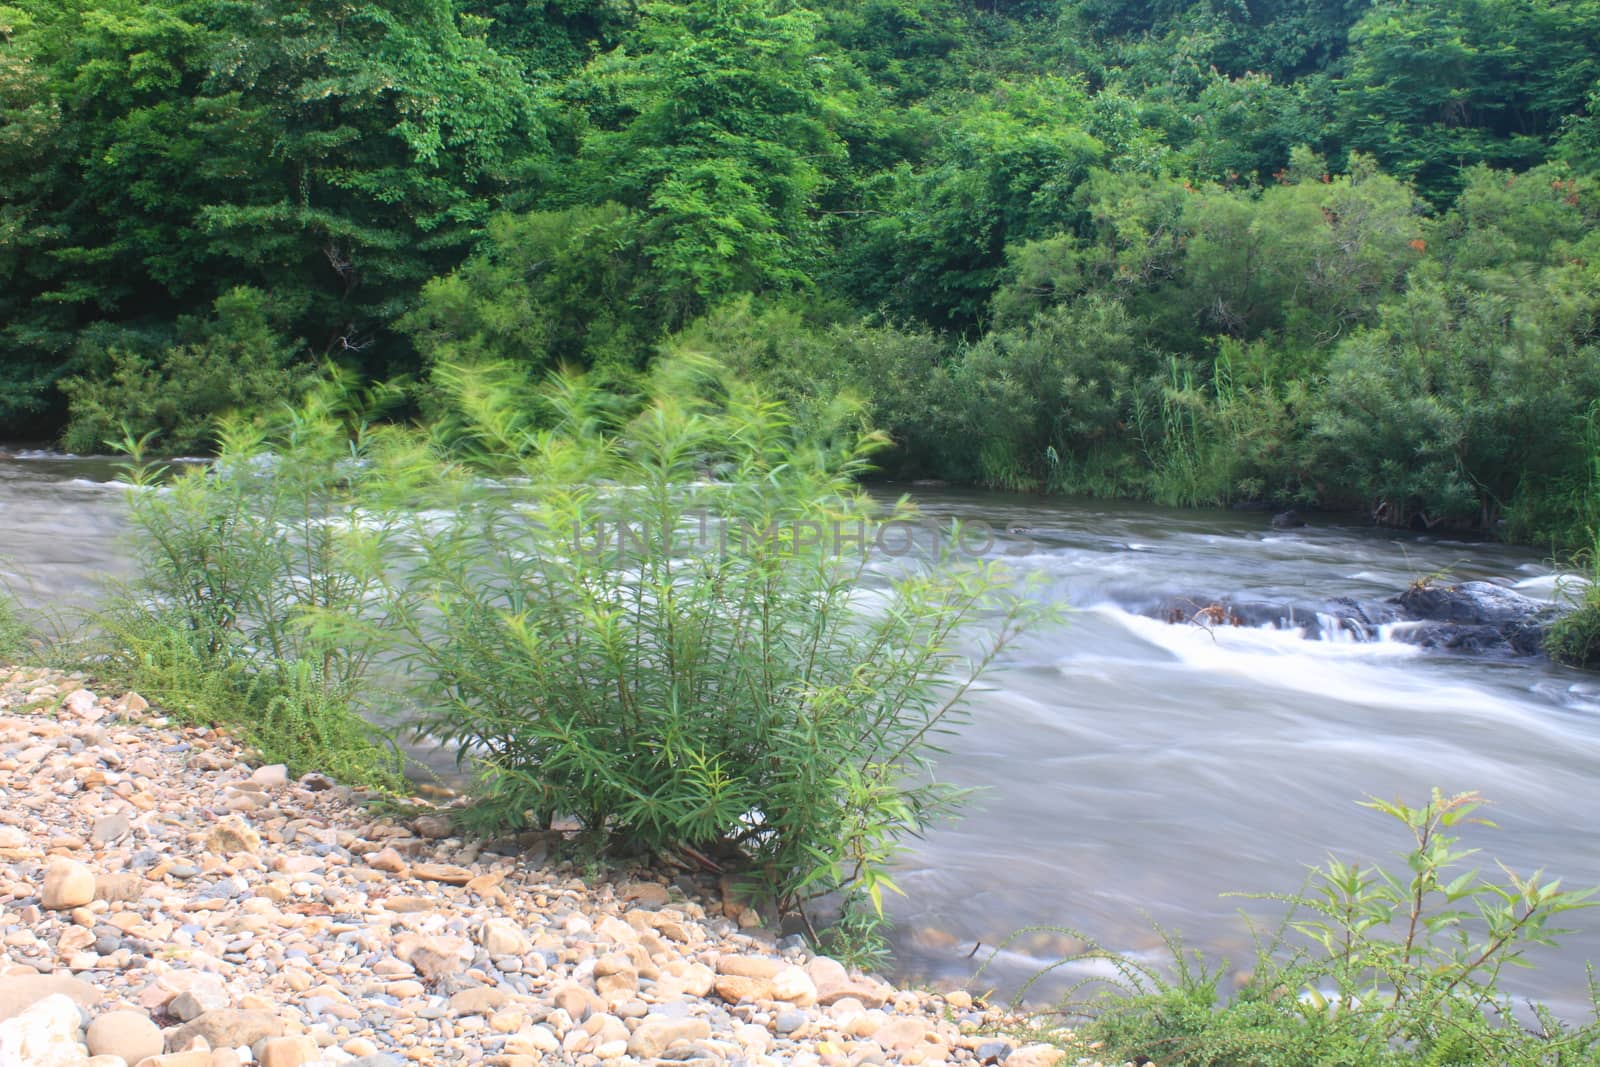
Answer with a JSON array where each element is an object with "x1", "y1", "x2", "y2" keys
[
  {"x1": 664, "y1": 296, "x2": 954, "y2": 475},
  {"x1": 1311, "y1": 163, "x2": 1600, "y2": 533},
  {"x1": 402, "y1": 203, "x2": 658, "y2": 383},
  {"x1": 0, "y1": 0, "x2": 540, "y2": 430},
  {"x1": 557, "y1": 0, "x2": 850, "y2": 312},
  {"x1": 1085, "y1": 0, "x2": 1372, "y2": 78},
  {"x1": 836, "y1": 77, "x2": 1122, "y2": 330},
  {"x1": 946, "y1": 295, "x2": 1152, "y2": 491},
  {"x1": 60, "y1": 287, "x2": 306, "y2": 454},
  {"x1": 1338, "y1": 0, "x2": 1600, "y2": 200}
]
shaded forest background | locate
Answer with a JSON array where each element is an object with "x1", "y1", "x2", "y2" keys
[{"x1": 5, "y1": 0, "x2": 1600, "y2": 544}]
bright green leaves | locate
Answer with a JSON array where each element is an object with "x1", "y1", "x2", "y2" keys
[
  {"x1": 401, "y1": 202, "x2": 661, "y2": 382},
  {"x1": 1281, "y1": 789, "x2": 1597, "y2": 1014},
  {"x1": 1071, "y1": 788, "x2": 1600, "y2": 1064},
  {"x1": 558, "y1": 0, "x2": 848, "y2": 312},
  {"x1": 377, "y1": 360, "x2": 1051, "y2": 910},
  {"x1": 839, "y1": 76, "x2": 1119, "y2": 331}
]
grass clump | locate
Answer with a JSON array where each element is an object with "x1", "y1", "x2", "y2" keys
[
  {"x1": 1546, "y1": 580, "x2": 1600, "y2": 669},
  {"x1": 1017, "y1": 790, "x2": 1600, "y2": 1066},
  {"x1": 87, "y1": 359, "x2": 1048, "y2": 923},
  {"x1": 1546, "y1": 528, "x2": 1600, "y2": 668},
  {"x1": 0, "y1": 587, "x2": 30, "y2": 666}
]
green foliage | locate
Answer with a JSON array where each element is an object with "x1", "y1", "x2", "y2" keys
[
  {"x1": 7, "y1": 0, "x2": 1600, "y2": 554},
  {"x1": 97, "y1": 377, "x2": 409, "y2": 789},
  {"x1": 0, "y1": 0, "x2": 541, "y2": 431},
  {"x1": 557, "y1": 0, "x2": 849, "y2": 309},
  {"x1": 1338, "y1": 0, "x2": 1600, "y2": 201},
  {"x1": 949, "y1": 295, "x2": 1150, "y2": 492},
  {"x1": 60, "y1": 287, "x2": 307, "y2": 455},
  {"x1": 381, "y1": 359, "x2": 1049, "y2": 910},
  {"x1": 1045, "y1": 790, "x2": 1600, "y2": 1066},
  {"x1": 96, "y1": 609, "x2": 402, "y2": 789},
  {"x1": 69, "y1": 357, "x2": 1047, "y2": 905},
  {"x1": 401, "y1": 203, "x2": 658, "y2": 382},
  {"x1": 818, "y1": 890, "x2": 895, "y2": 974},
  {"x1": 0, "y1": 587, "x2": 30, "y2": 665},
  {"x1": 1546, "y1": 578, "x2": 1600, "y2": 671},
  {"x1": 663, "y1": 297, "x2": 955, "y2": 476},
  {"x1": 837, "y1": 77, "x2": 1123, "y2": 330}
]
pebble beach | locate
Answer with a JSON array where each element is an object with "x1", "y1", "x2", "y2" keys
[{"x1": 0, "y1": 666, "x2": 1109, "y2": 1067}]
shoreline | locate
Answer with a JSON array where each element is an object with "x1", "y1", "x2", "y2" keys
[{"x1": 0, "y1": 665, "x2": 1107, "y2": 1067}]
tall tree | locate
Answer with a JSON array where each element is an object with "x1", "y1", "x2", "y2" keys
[
  {"x1": 556, "y1": 0, "x2": 850, "y2": 319},
  {"x1": 0, "y1": 0, "x2": 542, "y2": 429},
  {"x1": 1338, "y1": 0, "x2": 1600, "y2": 199}
]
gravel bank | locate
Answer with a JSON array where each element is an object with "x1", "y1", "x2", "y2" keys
[{"x1": 0, "y1": 667, "x2": 1112, "y2": 1067}]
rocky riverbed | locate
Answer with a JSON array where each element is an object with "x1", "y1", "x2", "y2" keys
[{"x1": 0, "y1": 667, "x2": 1110, "y2": 1067}]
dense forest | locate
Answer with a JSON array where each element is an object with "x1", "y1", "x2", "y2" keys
[{"x1": 5, "y1": 0, "x2": 1600, "y2": 545}]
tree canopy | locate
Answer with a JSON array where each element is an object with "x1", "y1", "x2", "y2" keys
[{"x1": 4, "y1": 0, "x2": 1599, "y2": 543}]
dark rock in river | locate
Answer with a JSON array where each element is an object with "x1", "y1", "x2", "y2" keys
[
  {"x1": 1391, "y1": 580, "x2": 1558, "y2": 657},
  {"x1": 1270, "y1": 509, "x2": 1308, "y2": 530},
  {"x1": 1149, "y1": 594, "x2": 1386, "y2": 639},
  {"x1": 1146, "y1": 580, "x2": 1562, "y2": 659}
]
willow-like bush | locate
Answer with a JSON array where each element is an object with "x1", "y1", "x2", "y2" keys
[
  {"x1": 383, "y1": 359, "x2": 1045, "y2": 914},
  {"x1": 102, "y1": 377, "x2": 408, "y2": 789}
]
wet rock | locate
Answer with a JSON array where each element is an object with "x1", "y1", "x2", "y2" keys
[
  {"x1": 1393, "y1": 581, "x2": 1557, "y2": 656},
  {"x1": 1147, "y1": 578, "x2": 1562, "y2": 660}
]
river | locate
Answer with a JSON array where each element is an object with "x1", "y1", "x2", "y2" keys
[{"x1": 4, "y1": 453, "x2": 1599, "y2": 1015}]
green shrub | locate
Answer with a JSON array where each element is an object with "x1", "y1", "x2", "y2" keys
[
  {"x1": 383, "y1": 358, "x2": 1048, "y2": 914},
  {"x1": 1039, "y1": 790, "x2": 1600, "y2": 1066},
  {"x1": 60, "y1": 287, "x2": 307, "y2": 456},
  {"x1": 99, "y1": 374, "x2": 408, "y2": 790},
  {"x1": 1546, "y1": 563, "x2": 1600, "y2": 670},
  {"x1": 665, "y1": 297, "x2": 959, "y2": 481}
]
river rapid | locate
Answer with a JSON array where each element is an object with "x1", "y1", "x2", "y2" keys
[{"x1": 4, "y1": 454, "x2": 1599, "y2": 1014}]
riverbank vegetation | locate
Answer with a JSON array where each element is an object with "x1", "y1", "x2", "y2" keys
[
  {"x1": 4, "y1": 0, "x2": 1600, "y2": 549},
  {"x1": 94, "y1": 364, "x2": 1047, "y2": 920},
  {"x1": 1025, "y1": 791, "x2": 1600, "y2": 1065}
]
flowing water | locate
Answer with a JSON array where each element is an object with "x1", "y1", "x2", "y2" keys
[{"x1": 4, "y1": 455, "x2": 1599, "y2": 1014}]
